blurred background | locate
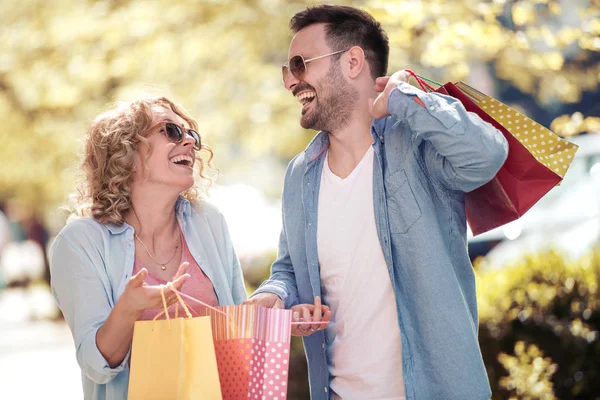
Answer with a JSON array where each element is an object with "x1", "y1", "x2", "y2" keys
[{"x1": 1, "y1": 0, "x2": 599, "y2": 398}]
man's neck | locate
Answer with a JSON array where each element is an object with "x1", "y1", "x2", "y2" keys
[{"x1": 326, "y1": 108, "x2": 374, "y2": 179}]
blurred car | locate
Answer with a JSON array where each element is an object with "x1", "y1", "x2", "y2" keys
[{"x1": 467, "y1": 133, "x2": 600, "y2": 265}]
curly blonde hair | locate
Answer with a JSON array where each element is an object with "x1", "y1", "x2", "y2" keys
[{"x1": 71, "y1": 96, "x2": 216, "y2": 225}]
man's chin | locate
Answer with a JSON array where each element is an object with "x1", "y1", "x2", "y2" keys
[{"x1": 300, "y1": 109, "x2": 321, "y2": 130}]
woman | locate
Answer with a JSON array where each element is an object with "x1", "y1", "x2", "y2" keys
[{"x1": 49, "y1": 96, "x2": 246, "y2": 399}]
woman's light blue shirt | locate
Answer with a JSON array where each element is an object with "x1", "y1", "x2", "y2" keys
[{"x1": 49, "y1": 198, "x2": 246, "y2": 399}]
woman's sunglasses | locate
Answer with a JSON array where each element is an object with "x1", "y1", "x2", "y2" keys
[
  {"x1": 144, "y1": 122, "x2": 201, "y2": 150},
  {"x1": 281, "y1": 49, "x2": 348, "y2": 82}
]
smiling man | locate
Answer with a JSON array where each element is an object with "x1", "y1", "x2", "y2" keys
[{"x1": 246, "y1": 5, "x2": 508, "y2": 400}]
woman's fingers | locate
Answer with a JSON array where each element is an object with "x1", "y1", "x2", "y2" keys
[
  {"x1": 171, "y1": 273, "x2": 191, "y2": 291},
  {"x1": 129, "y1": 268, "x2": 148, "y2": 287},
  {"x1": 173, "y1": 262, "x2": 190, "y2": 280}
]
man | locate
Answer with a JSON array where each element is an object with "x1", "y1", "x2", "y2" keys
[{"x1": 246, "y1": 5, "x2": 508, "y2": 399}]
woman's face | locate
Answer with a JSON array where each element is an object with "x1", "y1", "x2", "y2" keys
[{"x1": 133, "y1": 105, "x2": 197, "y2": 193}]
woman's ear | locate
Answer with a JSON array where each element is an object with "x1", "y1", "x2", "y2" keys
[{"x1": 346, "y1": 46, "x2": 367, "y2": 79}]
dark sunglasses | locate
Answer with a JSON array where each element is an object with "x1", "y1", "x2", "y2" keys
[
  {"x1": 282, "y1": 49, "x2": 348, "y2": 82},
  {"x1": 144, "y1": 122, "x2": 201, "y2": 150}
]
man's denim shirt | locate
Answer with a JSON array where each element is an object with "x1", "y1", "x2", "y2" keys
[
  {"x1": 49, "y1": 198, "x2": 247, "y2": 400},
  {"x1": 255, "y1": 82, "x2": 509, "y2": 400}
]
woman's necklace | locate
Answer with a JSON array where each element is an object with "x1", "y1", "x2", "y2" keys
[{"x1": 131, "y1": 206, "x2": 181, "y2": 271}]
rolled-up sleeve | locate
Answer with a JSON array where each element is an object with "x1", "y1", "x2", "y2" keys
[
  {"x1": 388, "y1": 82, "x2": 508, "y2": 192},
  {"x1": 49, "y1": 230, "x2": 129, "y2": 384}
]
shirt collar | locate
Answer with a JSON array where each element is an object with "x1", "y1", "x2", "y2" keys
[
  {"x1": 304, "y1": 131, "x2": 329, "y2": 163},
  {"x1": 304, "y1": 117, "x2": 388, "y2": 164}
]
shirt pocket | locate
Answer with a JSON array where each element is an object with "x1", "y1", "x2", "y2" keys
[{"x1": 385, "y1": 169, "x2": 422, "y2": 234}]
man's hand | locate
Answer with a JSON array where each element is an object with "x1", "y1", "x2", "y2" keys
[
  {"x1": 291, "y1": 296, "x2": 332, "y2": 337},
  {"x1": 243, "y1": 292, "x2": 284, "y2": 309},
  {"x1": 368, "y1": 70, "x2": 411, "y2": 119}
]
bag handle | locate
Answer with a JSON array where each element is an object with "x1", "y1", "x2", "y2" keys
[
  {"x1": 153, "y1": 284, "x2": 193, "y2": 326},
  {"x1": 152, "y1": 285, "x2": 227, "y2": 325},
  {"x1": 405, "y1": 69, "x2": 441, "y2": 92},
  {"x1": 154, "y1": 286, "x2": 328, "y2": 327},
  {"x1": 168, "y1": 287, "x2": 227, "y2": 316}
]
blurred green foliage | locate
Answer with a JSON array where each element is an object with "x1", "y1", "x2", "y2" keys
[
  {"x1": 477, "y1": 249, "x2": 600, "y2": 399},
  {"x1": 2, "y1": 0, "x2": 599, "y2": 213}
]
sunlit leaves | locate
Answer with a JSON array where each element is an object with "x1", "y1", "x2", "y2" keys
[
  {"x1": 1, "y1": 0, "x2": 598, "y2": 211},
  {"x1": 499, "y1": 342, "x2": 557, "y2": 399},
  {"x1": 551, "y1": 113, "x2": 600, "y2": 137}
]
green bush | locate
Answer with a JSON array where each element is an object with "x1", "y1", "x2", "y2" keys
[
  {"x1": 248, "y1": 248, "x2": 600, "y2": 399},
  {"x1": 476, "y1": 249, "x2": 600, "y2": 399}
]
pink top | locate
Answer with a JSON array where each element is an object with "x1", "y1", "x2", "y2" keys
[{"x1": 133, "y1": 230, "x2": 219, "y2": 321}]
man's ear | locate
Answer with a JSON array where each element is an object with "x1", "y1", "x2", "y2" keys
[{"x1": 345, "y1": 46, "x2": 367, "y2": 79}]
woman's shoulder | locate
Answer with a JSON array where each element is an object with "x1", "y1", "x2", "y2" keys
[
  {"x1": 189, "y1": 199, "x2": 224, "y2": 221},
  {"x1": 54, "y1": 217, "x2": 110, "y2": 247},
  {"x1": 187, "y1": 200, "x2": 232, "y2": 239}
]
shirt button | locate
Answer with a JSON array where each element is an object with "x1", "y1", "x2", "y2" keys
[
  {"x1": 321, "y1": 343, "x2": 325, "y2": 349},
  {"x1": 429, "y1": 106, "x2": 435, "y2": 111},
  {"x1": 324, "y1": 387, "x2": 328, "y2": 393}
]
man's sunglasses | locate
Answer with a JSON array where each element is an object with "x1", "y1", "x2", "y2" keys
[
  {"x1": 281, "y1": 49, "x2": 348, "y2": 82},
  {"x1": 143, "y1": 122, "x2": 201, "y2": 150}
]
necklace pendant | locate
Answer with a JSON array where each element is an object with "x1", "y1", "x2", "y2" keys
[{"x1": 160, "y1": 265, "x2": 167, "y2": 271}]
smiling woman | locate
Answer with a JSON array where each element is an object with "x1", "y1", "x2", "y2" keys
[{"x1": 48, "y1": 96, "x2": 247, "y2": 400}]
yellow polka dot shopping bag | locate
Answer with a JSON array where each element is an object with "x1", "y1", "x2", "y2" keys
[{"x1": 407, "y1": 71, "x2": 579, "y2": 235}]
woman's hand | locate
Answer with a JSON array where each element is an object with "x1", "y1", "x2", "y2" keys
[
  {"x1": 119, "y1": 261, "x2": 191, "y2": 318},
  {"x1": 291, "y1": 296, "x2": 332, "y2": 337},
  {"x1": 97, "y1": 262, "x2": 190, "y2": 368}
]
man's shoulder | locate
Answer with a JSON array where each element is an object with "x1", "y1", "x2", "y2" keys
[{"x1": 284, "y1": 152, "x2": 306, "y2": 182}]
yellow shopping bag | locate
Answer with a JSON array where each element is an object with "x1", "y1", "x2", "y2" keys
[
  {"x1": 455, "y1": 81, "x2": 578, "y2": 178},
  {"x1": 128, "y1": 289, "x2": 223, "y2": 400}
]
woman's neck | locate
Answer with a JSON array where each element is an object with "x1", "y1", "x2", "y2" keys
[{"x1": 125, "y1": 188, "x2": 180, "y2": 240}]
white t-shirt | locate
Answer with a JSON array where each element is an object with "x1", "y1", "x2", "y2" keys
[{"x1": 317, "y1": 146, "x2": 405, "y2": 400}]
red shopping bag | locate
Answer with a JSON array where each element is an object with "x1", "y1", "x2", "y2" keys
[{"x1": 406, "y1": 70, "x2": 578, "y2": 235}]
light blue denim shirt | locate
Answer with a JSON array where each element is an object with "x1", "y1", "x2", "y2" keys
[
  {"x1": 49, "y1": 198, "x2": 246, "y2": 400},
  {"x1": 255, "y1": 82, "x2": 509, "y2": 400}
]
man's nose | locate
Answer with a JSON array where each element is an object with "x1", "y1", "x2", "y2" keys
[{"x1": 284, "y1": 72, "x2": 300, "y2": 91}]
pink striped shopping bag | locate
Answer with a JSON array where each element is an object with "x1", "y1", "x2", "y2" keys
[{"x1": 200, "y1": 304, "x2": 293, "y2": 400}]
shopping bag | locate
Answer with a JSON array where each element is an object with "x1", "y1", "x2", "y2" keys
[
  {"x1": 200, "y1": 304, "x2": 293, "y2": 400},
  {"x1": 406, "y1": 70, "x2": 579, "y2": 235},
  {"x1": 128, "y1": 289, "x2": 223, "y2": 400}
]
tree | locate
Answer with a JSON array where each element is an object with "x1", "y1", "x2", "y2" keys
[{"x1": 1, "y1": 0, "x2": 598, "y2": 213}]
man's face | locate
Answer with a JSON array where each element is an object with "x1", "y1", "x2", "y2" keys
[{"x1": 284, "y1": 24, "x2": 356, "y2": 132}]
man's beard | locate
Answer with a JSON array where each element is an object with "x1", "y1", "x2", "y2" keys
[{"x1": 300, "y1": 62, "x2": 357, "y2": 133}]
